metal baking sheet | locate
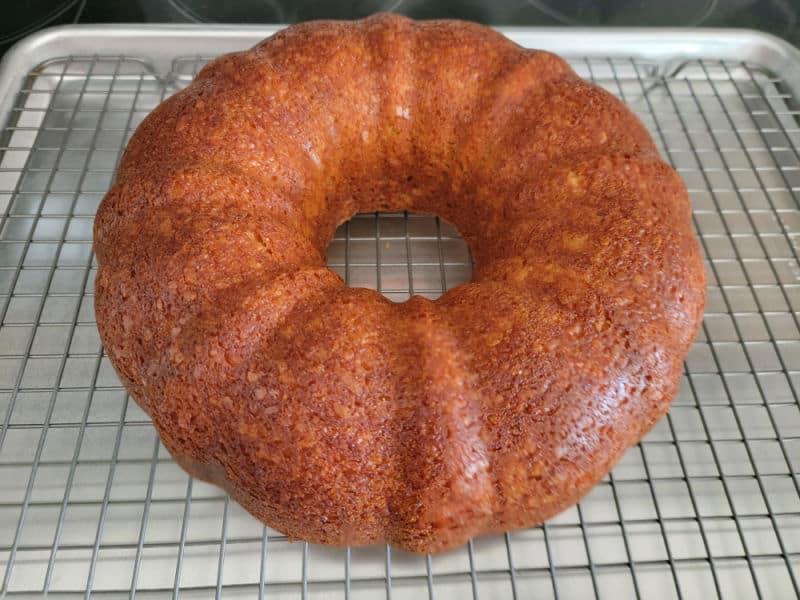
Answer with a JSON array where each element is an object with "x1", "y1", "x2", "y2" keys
[{"x1": 0, "y1": 25, "x2": 799, "y2": 599}]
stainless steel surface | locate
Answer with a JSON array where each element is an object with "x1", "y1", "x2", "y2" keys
[
  {"x1": 3, "y1": 25, "x2": 800, "y2": 132},
  {"x1": 0, "y1": 26, "x2": 799, "y2": 599}
]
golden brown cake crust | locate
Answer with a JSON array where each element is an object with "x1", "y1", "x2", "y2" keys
[{"x1": 93, "y1": 14, "x2": 706, "y2": 554}]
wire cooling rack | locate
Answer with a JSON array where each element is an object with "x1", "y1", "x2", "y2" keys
[{"x1": 1, "y1": 33, "x2": 800, "y2": 600}]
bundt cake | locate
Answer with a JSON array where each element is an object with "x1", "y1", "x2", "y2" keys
[{"x1": 93, "y1": 14, "x2": 706, "y2": 553}]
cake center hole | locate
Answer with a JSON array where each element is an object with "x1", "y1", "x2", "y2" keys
[{"x1": 325, "y1": 212, "x2": 473, "y2": 302}]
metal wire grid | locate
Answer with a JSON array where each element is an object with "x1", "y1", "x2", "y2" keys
[{"x1": 0, "y1": 48, "x2": 797, "y2": 599}]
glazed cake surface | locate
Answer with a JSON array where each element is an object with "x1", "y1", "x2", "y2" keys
[{"x1": 93, "y1": 14, "x2": 706, "y2": 553}]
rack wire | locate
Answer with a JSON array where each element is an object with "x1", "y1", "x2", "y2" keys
[{"x1": 0, "y1": 47, "x2": 799, "y2": 600}]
